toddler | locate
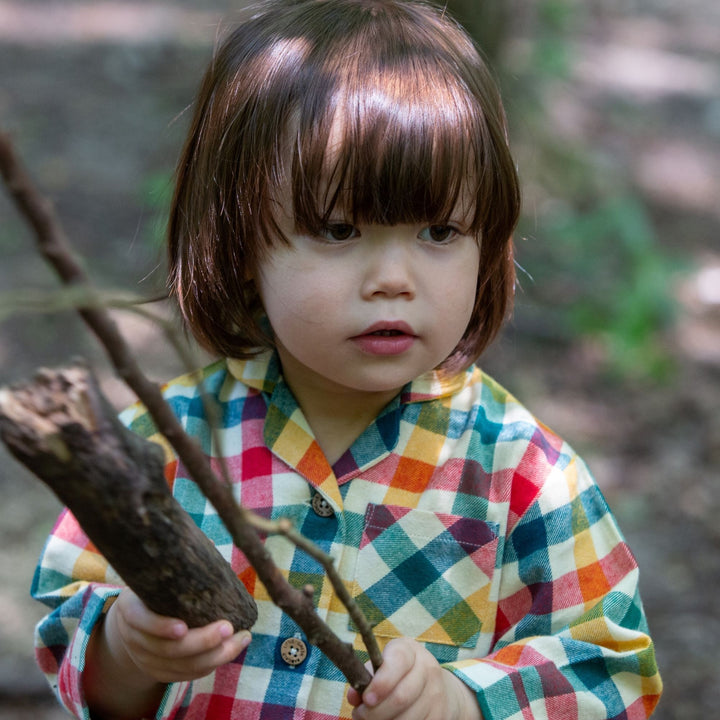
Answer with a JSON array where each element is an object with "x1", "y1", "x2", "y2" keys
[{"x1": 32, "y1": 1, "x2": 662, "y2": 718}]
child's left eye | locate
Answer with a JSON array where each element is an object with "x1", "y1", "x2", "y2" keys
[
  {"x1": 418, "y1": 225, "x2": 458, "y2": 244},
  {"x1": 321, "y1": 223, "x2": 359, "y2": 241}
]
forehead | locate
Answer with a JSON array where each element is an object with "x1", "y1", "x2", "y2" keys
[{"x1": 285, "y1": 70, "x2": 482, "y2": 226}]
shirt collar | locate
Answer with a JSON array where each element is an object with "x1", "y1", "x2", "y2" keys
[
  {"x1": 226, "y1": 351, "x2": 475, "y2": 494},
  {"x1": 226, "y1": 350, "x2": 471, "y2": 403}
]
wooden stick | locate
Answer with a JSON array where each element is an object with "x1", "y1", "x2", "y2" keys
[
  {"x1": 0, "y1": 131, "x2": 376, "y2": 689},
  {"x1": 0, "y1": 365, "x2": 258, "y2": 630}
]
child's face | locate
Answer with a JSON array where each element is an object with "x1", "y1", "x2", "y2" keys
[{"x1": 255, "y1": 202, "x2": 480, "y2": 400}]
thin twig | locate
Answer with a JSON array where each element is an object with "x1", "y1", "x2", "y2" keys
[
  {"x1": 2, "y1": 286, "x2": 384, "y2": 667},
  {"x1": 252, "y1": 516, "x2": 384, "y2": 670},
  {"x1": 0, "y1": 130, "x2": 380, "y2": 687},
  {"x1": 0, "y1": 282, "x2": 384, "y2": 668}
]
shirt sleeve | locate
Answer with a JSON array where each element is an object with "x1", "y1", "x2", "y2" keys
[
  {"x1": 443, "y1": 454, "x2": 662, "y2": 720},
  {"x1": 31, "y1": 507, "x2": 123, "y2": 718}
]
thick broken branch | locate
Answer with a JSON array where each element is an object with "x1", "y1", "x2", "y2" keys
[
  {"x1": 0, "y1": 131, "x2": 376, "y2": 690},
  {"x1": 0, "y1": 365, "x2": 257, "y2": 630}
]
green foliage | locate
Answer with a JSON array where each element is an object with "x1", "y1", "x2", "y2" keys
[
  {"x1": 539, "y1": 196, "x2": 681, "y2": 380},
  {"x1": 532, "y1": 0, "x2": 578, "y2": 78},
  {"x1": 503, "y1": 0, "x2": 682, "y2": 381}
]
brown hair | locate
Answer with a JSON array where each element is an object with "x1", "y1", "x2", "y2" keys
[{"x1": 168, "y1": 0, "x2": 520, "y2": 369}]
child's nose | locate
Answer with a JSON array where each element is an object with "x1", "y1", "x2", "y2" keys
[{"x1": 360, "y1": 238, "x2": 415, "y2": 300}]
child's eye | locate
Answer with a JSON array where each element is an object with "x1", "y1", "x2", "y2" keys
[
  {"x1": 320, "y1": 223, "x2": 359, "y2": 241},
  {"x1": 418, "y1": 224, "x2": 458, "y2": 244}
]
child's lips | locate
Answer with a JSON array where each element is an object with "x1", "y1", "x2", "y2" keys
[
  {"x1": 351, "y1": 322, "x2": 417, "y2": 355},
  {"x1": 355, "y1": 321, "x2": 417, "y2": 337}
]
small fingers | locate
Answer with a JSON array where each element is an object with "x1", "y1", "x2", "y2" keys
[
  {"x1": 116, "y1": 589, "x2": 188, "y2": 640},
  {"x1": 144, "y1": 619, "x2": 234, "y2": 658},
  {"x1": 110, "y1": 589, "x2": 251, "y2": 683},
  {"x1": 347, "y1": 661, "x2": 374, "y2": 708},
  {"x1": 347, "y1": 686, "x2": 362, "y2": 707},
  {"x1": 350, "y1": 639, "x2": 417, "y2": 720},
  {"x1": 145, "y1": 629, "x2": 252, "y2": 683},
  {"x1": 362, "y1": 638, "x2": 416, "y2": 707},
  {"x1": 356, "y1": 675, "x2": 426, "y2": 720},
  {"x1": 351, "y1": 639, "x2": 451, "y2": 720}
]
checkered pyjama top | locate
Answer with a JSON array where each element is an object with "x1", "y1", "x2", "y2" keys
[{"x1": 33, "y1": 352, "x2": 662, "y2": 719}]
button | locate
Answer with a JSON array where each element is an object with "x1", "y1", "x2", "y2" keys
[
  {"x1": 311, "y1": 493, "x2": 334, "y2": 518},
  {"x1": 280, "y1": 637, "x2": 308, "y2": 666}
]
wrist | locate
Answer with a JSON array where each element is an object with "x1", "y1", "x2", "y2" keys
[
  {"x1": 443, "y1": 669, "x2": 482, "y2": 720},
  {"x1": 83, "y1": 604, "x2": 166, "y2": 719}
]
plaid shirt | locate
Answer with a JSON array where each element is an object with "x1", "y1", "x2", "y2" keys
[{"x1": 32, "y1": 352, "x2": 661, "y2": 719}]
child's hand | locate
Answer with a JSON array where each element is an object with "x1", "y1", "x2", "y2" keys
[
  {"x1": 347, "y1": 637, "x2": 482, "y2": 720},
  {"x1": 84, "y1": 588, "x2": 251, "y2": 718},
  {"x1": 105, "y1": 587, "x2": 251, "y2": 684}
]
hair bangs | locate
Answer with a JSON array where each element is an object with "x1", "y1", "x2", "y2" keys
[{"x1": 289, "y1": 45, "x2": 486, "y2": 235}]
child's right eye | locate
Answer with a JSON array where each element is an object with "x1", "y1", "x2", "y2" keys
[{"x1": 320, "y1": 223, "x2": 359, "y2": 241}]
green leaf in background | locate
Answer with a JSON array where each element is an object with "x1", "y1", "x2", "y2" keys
[{"x1": 545, "y1": 196, "x2": 683, "y2": 379}]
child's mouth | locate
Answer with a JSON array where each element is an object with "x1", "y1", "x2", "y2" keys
[{"x1": 352, "y1": 323, "x2": 417, "y2": 355}]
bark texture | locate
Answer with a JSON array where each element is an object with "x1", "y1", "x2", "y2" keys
[{"x1": 0, "y1": 365, "x2": 258, "y2": 631}]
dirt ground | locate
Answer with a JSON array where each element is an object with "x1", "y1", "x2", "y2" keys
[{"x1": 0, "y1": 1, "x2": 718, "y2": 718}]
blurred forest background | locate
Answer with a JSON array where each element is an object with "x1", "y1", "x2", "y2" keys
[{"x1": 0, "y1": 1, "x2": 718, "y2": 718}]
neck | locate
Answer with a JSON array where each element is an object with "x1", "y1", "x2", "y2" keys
[
  {"x1": 276, "y1": 350, "x2": 401, "y2": 465},
  {"x1": 293, "y1": 383, "x2": 398, "y2": 466}
]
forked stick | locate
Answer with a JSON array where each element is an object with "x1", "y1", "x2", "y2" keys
[{"x1": 0, "y1": 131, "x2": 381, "y2": 690}]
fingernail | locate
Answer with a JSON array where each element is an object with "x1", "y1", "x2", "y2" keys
[
  {"x1": 363, "y1": 691, "x2": 377, "y2": 707},
  {"x1": 171, "y1": 622, "x2": 186, "y2": 638},
  {"x1": 219, "y1": 622, "x2": 234, "y2": 639}
]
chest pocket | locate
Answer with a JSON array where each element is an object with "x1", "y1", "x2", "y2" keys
[{"x1": 349, "y1": 504, "x2": 499, "y2": 648}]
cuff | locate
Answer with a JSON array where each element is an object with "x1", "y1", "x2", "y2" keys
[
  {"x1": 56, "y1": 586, "x2": 121, "y2": 719},
  {"x1": 55, "y1": 586, "x2": 191, "y2": 720},
  {"x1": 443, "y1": 659, "x2": 523, "y2": 720}
]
